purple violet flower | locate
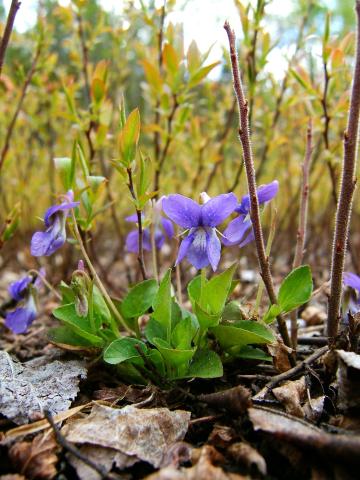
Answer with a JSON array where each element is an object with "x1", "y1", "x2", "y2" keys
[
  {"x1": 125, "y1": 197, "x2": 174, "y2": 253},
  {"x1": 30, "y1": 191, "x2": 80, "y2": 257},
  {"x1": 343, "y1": 272, "x2": 360, "y2": 311},
  {"x1": 162, "y1": 192, "x2": 237, "y2": 271},
  {"x1": 223, "y1": 181, "x2": 279, "y2": 247},
  {"x1": 5, "y1": 271, "x2": 44, "y2": 334}
]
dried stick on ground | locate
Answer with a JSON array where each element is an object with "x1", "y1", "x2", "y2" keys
[
  {"x1": 254, "y1": 345, "x2": 328, "y2": 400},
  {"x1": 291, "y1": 120, "x2": 313, "y2": 348},
  {"x1": 327, "y1": 1, "x2": 360, "y2": 341},
  {"x1": 224, "y1": 22, "x2": 293, "y2": 357},
  {"x1": 0, "y1": 0, "x2": 21, "y2": 76}
]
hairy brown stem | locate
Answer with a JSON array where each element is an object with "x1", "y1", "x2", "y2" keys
[
  {"x1": 0, "y1": 0, "x2": 21, "y2": 77},
  {"x1": 127, "y1": 168, "x2": 147, "y2": 280},
  {"x1": 291, "y1": 120, "x2": 313, "y2": 348},
  {"x1": 327, "y1": 1, "x2": 360, "y2": 341},
  {"x1": 0, "y1": 39, "x2": 41, "y2": 172},
  {"x1": 224, "y1": 22, "x2": 293, "y2": 356}
]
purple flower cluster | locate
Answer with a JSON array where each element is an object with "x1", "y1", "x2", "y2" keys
[
  {"x1": 223, "y1": 180, "x2": 279, "y2": 247},
  {"x1": 343, "y1": 272, "x2": 360, "y2": 312},
  {"x1": 5, "y1": 272, "x2": 43, "y2": 334},
  {"x1": 4, "y1": 191, "x2": 79, "y2": 334},
  {"x1": 31, "y1": 190, "x2": 79, "y2": 256},
  {"x1": 125, "y1": 197, "x2": 174, "y2": 253},
  {"x1": 161, "y1": 181, "x2": 278, "y2": 271}
]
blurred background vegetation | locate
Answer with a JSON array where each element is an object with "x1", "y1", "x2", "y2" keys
[{"x1": 0, "y1": 0, "x2": 359, "y2": 283}]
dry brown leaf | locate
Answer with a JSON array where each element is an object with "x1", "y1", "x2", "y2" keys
[
  {"x1": 273, "y1": 377, "x2": 307, "y2": 417},
  {"x1": 145, "y1": 445, "x2": 247, "y2": 480},
  {"x1": 249, "y1": 406, "x2": 360, "y2": 464},
  {"x1": 8, "y1": 432, "x2": 58, "y2": 480},
  {"x1": 0, "y1": 476, "x2": 26, "y2": 480},
  {"x1": 68, "y1": 445, "x2": 137, "y2": 480},
  {"x1": 228, "y1": 442, "x2": 267, "y2": 476},
  {"x1": 62, "y1": 403, "x2": 191, "y2": 468},
  {"x1": 208, "y1": 425, "x2": 236, "y2": 449},
  {"x1": 0, "y1": 351, "x2": 86, "y2": 424},
  {"x1": 337, "y1": 350, "x2": 360, "y2": 411},
  {"x1": 303, "y1": 396, "x2": 325, "y2": 422},
  {"x1": 301, "y1": 306, "x2": 327, "y2": 325},
  {"x1": 267, "y1": 337, "x2": 292, "y2": 372}
]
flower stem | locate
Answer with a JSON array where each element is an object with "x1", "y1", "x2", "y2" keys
[
  {"x1": 327, "y1": 1, "x2": 360, "y2": 342},
  {"x1": 150, "y1": 206, "x2": 159, "y2": 283},
  {"x1": 291, "y1": 119, "x2": 313, "y2": 348},
  {"x1": 28, "y1": 269, "x2": 61, "y2": 300},
  {"x1": 224, "y1": 21, "x2": 293, "y2": 359},
  {"x1": 126, "y1": 167, "x2": 147, "y2": 280},
  {"x1": 70, "y1": 210, "x2": 131, "y2": 335}
]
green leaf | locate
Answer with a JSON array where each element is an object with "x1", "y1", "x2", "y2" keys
[
  {"x1": 145, "y1": 317, "x2": 167, "y2": 345},
  {"x1": 92, "y1": 285, "x2": 112, "y2": 327},
  {"x1": 222, "y1": 301, "x2": 245, "y2": 322},
  {"x1": 194, "y1": 302, "x2": 220, "y2": 329},
  {"x1": 171, "y1": 317, "x2": 198, "y2": 350},
  {"x1": 152, "y1": 338, "x2": 195, "y2": 368},
  {"x1": 52, "y1": 303, "x2": 104, "y2": 346},
  {"x1": 59, "y1": 281, "x2": 75, "y2": 304},
  {"x1": 200, "y1": 263, "x2": 237, "y2": 313},
  {"x1": 202, "y1": 264, "x2": 237, "y2": 314},
  {"x1": 263, "y1": 304, "x2": 282, "y2": 324},
  {"x1": 188, "y1": 61, "x2": 220, "y2": 89},
  {"x1": 278, "y1": 265, "x2": 313, "y2": 313},
  {"x1": 121, "y1": 279, "x2": 158, "y2": 319},
  {"x1": 152, "y1": 270, "x2": 172, "y2": 340},
  {"x1": 211, "y1": 320, "x2": 275, "y2": 350},
  {"x1": 185, "y1": 349, "x2": 223, "y2": 378},
  {"x1": 103, "y1": 338, "x2": 147, "y2": 365},
  {"x1": 48, "y1": 326, "x2": 97, "y2": 348},
  {"x1": 146, "y1": 349, "x2": 166, "y2": 377},
  {"x1": 187, "y1": 275, "x2": 201, "y2": 310},
  {"x1": 229, "y1": 345, "x2": 272, "y2": 362},
  {"x1": 118, "y1": 108, "x2": 141, "y2": 167}
]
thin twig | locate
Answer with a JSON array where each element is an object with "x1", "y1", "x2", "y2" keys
[
  {"x1": 0, "y1": 38, "x2": 42, "y2": 171},
  {"x1": 76, "y1": 10, "x2": 96, "y2": 169},
  {"x1": 328, "y1": 1, "x2": 360, "y2": 341},
  {"x1": 127, "y1": 168, "x2": 147, "y2": 280},
  {"x1": 321, "y1": 40, "x2": 338, "y2": 206},
  {"x1": 154, "y1": 94, "x2": 178, "y2": 195},
  {"x1": 153, "y1": 0, "x2": 166, "y2": 196},
  {"x1": 254, "y1": 346, "x2": 328, "y2": 400},
  {"x1": 44, "y1": 411, "x2": 120, "y2": 480},
  {"x1": 291, "y1": 119, "x2": 313, "y2": 348},
  {"x1": 0, "y1": 0, "x2": 21, "y2": 76},
  {"x1": 224, "y1": 22, "x2": 293, "y2": 357}
]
